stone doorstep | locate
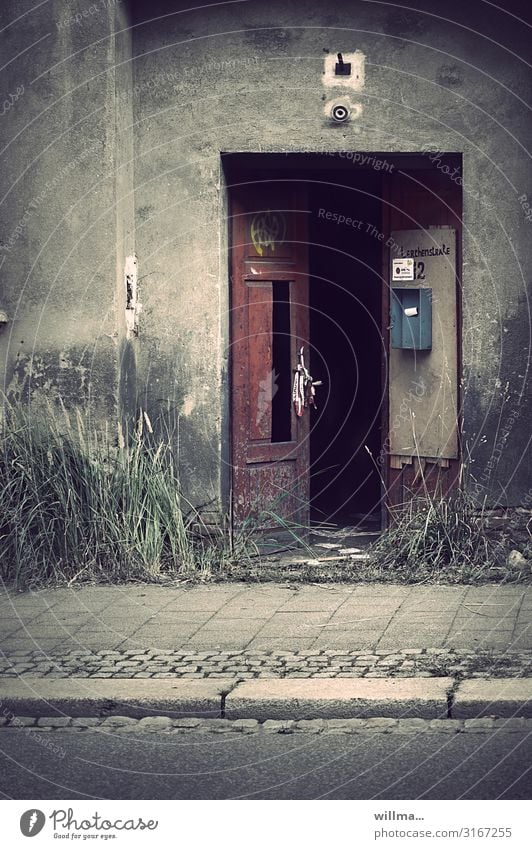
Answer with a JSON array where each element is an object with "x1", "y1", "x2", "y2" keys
[{"x1": 0, "y1": 677, "x2": 530, "y2": 721}]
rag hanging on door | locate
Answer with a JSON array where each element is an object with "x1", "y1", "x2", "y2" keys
[{"x1": 292, "y1": 346, "x2": 322, "y2": 417}]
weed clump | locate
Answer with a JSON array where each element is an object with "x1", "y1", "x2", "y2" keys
[
  {"x1": 0, "y1": 403, "x2": 252, "y2": 588},
  {"x1": 368, "y1": 491, "x2": 527, "y2": 583}
]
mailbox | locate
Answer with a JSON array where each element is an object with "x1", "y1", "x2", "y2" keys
[{"x1": 390, "y1": 287, "x2": 432, "y2": 350}]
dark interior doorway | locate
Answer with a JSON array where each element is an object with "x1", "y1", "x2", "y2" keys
[
  {"x1": 308, "y1": 173, "x2": 383, "y2": 528},
  {"x1": 224, "y1": 152, "x2": 462, "y2": 541}
]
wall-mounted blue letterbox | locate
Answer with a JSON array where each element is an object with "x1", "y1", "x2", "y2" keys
[{"x1": 390, "y1": 288, "x2": 432, "y2": 350}]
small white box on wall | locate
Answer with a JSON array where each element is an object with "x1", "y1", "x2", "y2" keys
[{"x1": 323, "y1": 51, "x2": 365, "y2": 90}]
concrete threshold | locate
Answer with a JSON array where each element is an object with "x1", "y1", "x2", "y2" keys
[{"x1": 1, "y1": 677, "x2": 530, "y2": 721}]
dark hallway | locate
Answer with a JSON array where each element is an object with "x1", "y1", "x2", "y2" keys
[{"x1": 309, "y1": 173, "x2": 384, "y2": 526}]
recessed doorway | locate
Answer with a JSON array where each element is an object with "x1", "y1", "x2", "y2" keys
[{"x1": 225, "y1": 152, "x2": 462, "y2": 539}]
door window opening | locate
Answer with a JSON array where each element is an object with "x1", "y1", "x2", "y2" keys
[{"x1": 271, "y1": 280, "x2": 292, "y2": 443}]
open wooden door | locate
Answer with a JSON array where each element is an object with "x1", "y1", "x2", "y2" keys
[
  {"x1": 230, "y1": 181, "x2": 310, "y2": 529},
  {"x1": 382, "y1": 165, "x2": 462, "y2": 514}
]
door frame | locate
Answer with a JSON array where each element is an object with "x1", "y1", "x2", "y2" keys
[{"x1": 223, "y1": 152, "x2": 463, "y2": 530}]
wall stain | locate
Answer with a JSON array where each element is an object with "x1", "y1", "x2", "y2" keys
[{"x1": 437, "y1": 64, "x2": 464, "y2": 87}]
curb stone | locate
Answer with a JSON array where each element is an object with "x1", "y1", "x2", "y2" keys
[
  {"x1": 0, "y1": 678, "x2": 233, "y2": 719},
  {"x1": 1, "y1": 676, "x2": 530, "y2": 721},
  {"x1": 453, "y1": 678, "x2": 532, "y2": 718},
  {"x1": 1, "y1": 716, "x2": 532, "y2": 734},
  {"x1": 224, "y1": 677, "x2": 453, "y2": 720}
]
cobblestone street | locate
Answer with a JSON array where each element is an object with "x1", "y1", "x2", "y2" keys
[{"x1": 1, "y1": 647, "x2": 530, "y2": 679}]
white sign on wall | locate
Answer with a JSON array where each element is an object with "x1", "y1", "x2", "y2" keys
[{"x1": 392, "y1": 257, "x2": 414, "y2": 281}]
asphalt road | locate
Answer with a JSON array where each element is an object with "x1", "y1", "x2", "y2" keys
[{"x1": 0, "y1": 728, "x2": 530, "y2": 800}]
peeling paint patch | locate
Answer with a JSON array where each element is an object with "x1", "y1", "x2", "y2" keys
[
  {"x1": 182, "y1": 394, "x2": 196, "y2": 417},
  {"x1": 6, "y1": 347, "x2": 114, "y2": 417},
  {"x1": 125, "y1": 254, "x2": 141, "y2": 338},
  {"x1": 437, "y1": 65, "x2": 463, "y2": 87}
]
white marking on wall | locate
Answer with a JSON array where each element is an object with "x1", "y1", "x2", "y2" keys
[
  {"x1": 124, "y1": 254, "x2": 141, "y2": 338},
  {"x1": 323, "y1": 51, "x2": 365, "y2": 90},
  {"x1": 182, "y1": 395, "x2": 196, "y2": 417}
]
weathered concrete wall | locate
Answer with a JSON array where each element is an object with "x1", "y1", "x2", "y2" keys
[
  {"x1": 114, "y1": 4, "x2": 137, "y2": 438},
  {"x1": 0, "y1": 0, "x2": 132, "y2": 428},
  {"x1": 129, "y1": 0, "x2": 530, "y2": 509},
  {"x1": 1, "y1": 0, "x2": 529, "y2": 513}
]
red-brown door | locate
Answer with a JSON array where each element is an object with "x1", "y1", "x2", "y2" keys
[
  {"x1": 382, "y1": 167, "x2": 462, "y2": 514},
  {"x1": 230, "y1": 182, "x2": 309, "y2": 529}
]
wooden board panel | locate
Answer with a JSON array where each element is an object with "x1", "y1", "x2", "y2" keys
[
  {"x1": 382, "y1": 166, "x2": 462, "y2": 515},
  {"x1": 389, "y1": 227, "x2": 458, "y2": 459}
]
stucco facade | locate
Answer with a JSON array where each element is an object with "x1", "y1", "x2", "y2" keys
[{"x1": 0, "y1": 0, "x2": 530, "y2": 521}]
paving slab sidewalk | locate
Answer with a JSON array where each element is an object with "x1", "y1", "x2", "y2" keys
[
  {"x1": 1, "y1": 583, "x2": 530, "y2": 719},
  {"x1": 1, "y1": 582, "x2": 530, "y2": 653}
]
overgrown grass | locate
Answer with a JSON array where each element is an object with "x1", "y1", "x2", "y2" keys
[
  {"x1": 366, "y1": 490, "x2": 529, "y2": 584},
  {"x1": 0, "y1": 404, "x2": 256, "y2": 588},
  {"x1": 1, "y1": 404, "x2": 529, "y2": 588},
  {"x1": 223, "y1": 490, "x2": 530, "y2": 585}
]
